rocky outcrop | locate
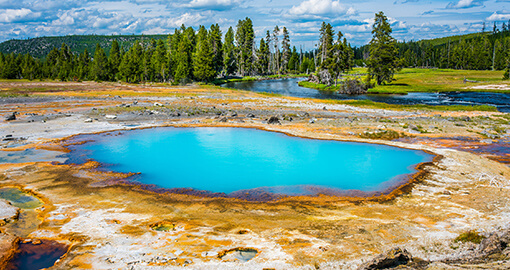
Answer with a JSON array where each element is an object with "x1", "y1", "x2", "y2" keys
[
  {"x1": 358, "y1": 247, "x2": 412, "y2": 270},
  {"x1": 0, "y1": 199, "x2": 19, "y2": 226},
  {"x1": 267, "y1": 116, "x2": 281, "y2": 125},
  {"x1": 476, "y1": 228, "x2": 510, "y2": 257},
  {"x1": 0, "y1": 233, "x2": 19, "y2": 270},
  {"x1": 5, "y1": 112, "x2": 16, "y2": 121}
]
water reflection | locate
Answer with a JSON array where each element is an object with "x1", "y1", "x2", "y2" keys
[{"x1": 223, "y1": 78, "x2": 510, "y2": 112}]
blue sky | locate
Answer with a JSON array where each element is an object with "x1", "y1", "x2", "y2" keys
[{"x1": 1, "y1": 0, "x2": 510, "y2": 47}]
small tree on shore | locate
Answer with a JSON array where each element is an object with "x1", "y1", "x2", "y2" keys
[{"x1": 368, "y1": 11, "x2": 400, "y2": 85}]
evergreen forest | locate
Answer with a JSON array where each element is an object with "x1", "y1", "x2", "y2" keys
[{"x1": 1, "y1": 17, "x2": 510, "y2": 84}]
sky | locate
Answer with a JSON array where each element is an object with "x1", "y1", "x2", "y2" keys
[{"x1": 1, "y1": 0, "x2": 510, "y2": 48}]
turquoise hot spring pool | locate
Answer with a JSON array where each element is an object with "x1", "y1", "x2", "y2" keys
[{"x1": 65, "y1": 127, "x2": 434, "y2": 198}]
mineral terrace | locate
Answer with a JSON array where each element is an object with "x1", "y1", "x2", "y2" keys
[{"x1": 0, "y1": 81, "x2": 509, "y2": 269}]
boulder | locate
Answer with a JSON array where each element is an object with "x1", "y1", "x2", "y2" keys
[
  {"x1": 358, "y1": 247, "x2": 412, "y2": 270},
  {"x1": 105, "y1": 115, "x2": 117, "y2": 120},
  {"x1": 219, "y1": 117, "x2": 228, "y2": 123},
  {"x1": 247, "y1": 113, "x2": 255, "y2": 118},
  {"x1": 5, "y1": 113, "x2": 15, "y2": 121},
  {"x1": 267, "y1": 116, "x2": 281, "y2": 125},
  {"x1": 477, "y1": 228, "x2": 510, "y2": 256}
]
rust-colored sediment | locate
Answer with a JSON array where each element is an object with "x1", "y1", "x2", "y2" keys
[{"x1": 0, "y1": 81, "x2": 509, "y2": 269}]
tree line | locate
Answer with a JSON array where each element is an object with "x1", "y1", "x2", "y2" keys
[
  {"x1": 354, "y1": 21, "x2": 510, "y2": 71},
  {"x1": 0, "y1": 18, "x2": 324, "y2": 84}
]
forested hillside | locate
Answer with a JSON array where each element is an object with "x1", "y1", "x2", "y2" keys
[
  {"x1": 0, "y1": 19, "x2": 328, "y2": 83},
  {"x1": 0, "y1": 35, "x2": 167, "y2": 58},
  {"x1": 354, "y1": 24, "x2": 510, "y2": 70}
]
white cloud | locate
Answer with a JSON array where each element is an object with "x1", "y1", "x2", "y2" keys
[
  {"x1": 182, "y1": 0, "x2": 240, "y2": 10},
  {"x1": 446, "y1": 0, "x2": 483, "y2": 9},
  {"x1": 52, "y1": 11, "x2": 75, "y2": 26},
  {"x1": 147, "y1": 12, "x2": 206, "y2": 28},
  {"x1": 0, "y1": 8, "x2": 38, "y2": 23},
  {"x1": 487, "y1": 11, "x2": 510, "y2": 21},
  {"x1": 289, "y1": 0, "x2": 356, "y2": 16}
]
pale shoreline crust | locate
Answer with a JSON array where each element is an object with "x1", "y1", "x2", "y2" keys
[{"x1": 0, "y1": 81, "x2": 509, "y2": 269}]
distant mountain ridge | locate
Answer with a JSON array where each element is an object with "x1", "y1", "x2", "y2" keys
[{"x1": 0, "y1": 34, "x2": 169, "y2": 58}]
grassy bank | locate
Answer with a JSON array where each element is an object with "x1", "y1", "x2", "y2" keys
[
  {"x1": 299, "y1": 68, "x2": 509, "y2": 94},
  {"x1": 213, "y1": 74, "x2": 308, "y2": 85},
  {"x1": 297, "y1": 81, "x2": 341, "y2": 91},
  {"x1": 326, "y1": 99, "x2": 498, "y2": 112}
]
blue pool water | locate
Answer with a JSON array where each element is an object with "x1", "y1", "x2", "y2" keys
[{"x1": 67, "y1": 128, "x2": 433, "y2": 196}]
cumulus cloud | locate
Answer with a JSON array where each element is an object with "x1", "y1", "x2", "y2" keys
[
  {"x1": 289, "y1": 0, "x2": 356, "y2": 16},
  {"x1": 181, "y1": 0, "x2": 241, "y2": 10},
  {"x1": 486, "y1": 11, "x2": 510, "y2": 21},
  {"x1": 146, "y1": 12, "x2": 206, "y2": 28},
  {"x1": 446, "y1": 0, "x2": 484, "y2": 9},
  {"x1": 0, "y1": 8, "x2": 39, "y2": 23}
]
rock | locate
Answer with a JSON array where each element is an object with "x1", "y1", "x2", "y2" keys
[
  {"x1": 309, "y1": 118, "x2": 316, "y2": 124},
  {"x1": 154, "y1": 102, "x2": 164, "y2": 107},
  {"x1": 267, "y1": 116, "x2": 281, "y2": 125},
  {"x1": 461, "y1": 116, "x2": 471, "y2": 122},
  {"x1": 2, "y1": 135, "x2": 15, "y2": 141},
  {"x1": 5, "y1": 113, "x2": 16, "y2": 121},
  {"x1": 478, "y1": 231, "x2": 510, "y2": 256},
  {"x1": 0, "y1": 199, "x2": 18, "y2": 225},
  {"x1": 323, "y1": 106, "x2": 327, "y2": 110},
  {"x1": 105, "y1": 115, "x2": 117, "y2": 120},
  {"x1": 219, "y1": 117, "x2": 228, "y2": 123},
  {"x1": 84, "y1": 118, "x2": 93, "y2": 123},
  {"x1": 0, "y1": 232, "x2": 19, "y2": 270},
  {"x1": 358, "y1": 247, "x2": 412, "y2": 270},
  {"x1": 247, "y1": 113, "x2": 255, "y2": 118},
  {"x1": 300, "y1": 112, "x2": 310, "y2": 117},
  {"x1": 230, "y1": 112, "x2": 237, "y2": 117}
]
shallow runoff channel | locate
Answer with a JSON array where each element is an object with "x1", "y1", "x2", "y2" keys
[
  {"x1": 222, "y1": 78, "x2": 510, "y2": 112},
  {"x1": 64, "y1": 127, "x2": 433, "y2": 199}
]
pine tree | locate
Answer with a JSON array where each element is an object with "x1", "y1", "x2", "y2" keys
[
  {"x1": 174, "y1": 29, "x2": 193, "y2": 84},
  {"x1": 281, "y1": 27, "x2": 291, "y2": 74},
  {"x1": 90, "y1": 43, "x2": 109, "y2": 82},
  {"x1": 21, "y1": 54, "x2": 37, "y2": 80},
  {"x1": 223, "y1": 27, "x2": 237, "y2": 76},
  {"x1": 193, "y1": 26, "x2": 216, "y2": 82},
  {"x1": 288, "y1": 46, "x2": 298, "y2": 73},
  {"x1": 77, "y1": 49, "x2": 90, "y2": 80},
  {"x1": 109, "y1": 40, "x2": 121, "y2": 81},
  {"x1": 256, "y1": 38, "x2": 269, "y2": 75},
  {"x1": 368, "y1": 11, "x2": 400, "y2": 85},
  {"x1": 265, "y1": 30, "x2": 272, "y2": 74},
  {"x1": 272, "y1": 25, "x2": 280, "y2": 74},
  {"x1": 209, "y1": 24, "x2": 223, "y2": 75},
  {"x1": 152, "y1": 39, "x2": 168, "y2": 82},
  {"x1": 58, "y1": 43, "x2": 73, "y2": 81},
  {"x1": 168, "y1": 28, "x2": 182, "y2": 79},
  {"x1": 318, "y1": 22, "x2": 334, "y2": 70},
  {"x1": 235, "y1": 18, "x2": 255, "y2": 76}
]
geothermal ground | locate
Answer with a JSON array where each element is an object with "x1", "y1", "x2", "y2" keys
[{"x1": 0, "y1": 81, "x2": 509, "y2": 269}]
